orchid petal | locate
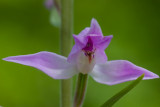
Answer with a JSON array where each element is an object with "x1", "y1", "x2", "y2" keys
[
  {"x1": 3, "y1": 51, "x2": 78, "y2": 79},
  {"x1": 73, "y1": 35, "x2": 87, "y2": 48},
  {"x1": 67, "y1": 45, "x2": 81, "y2": 63},
  {"x1": 88, "y1": 35, "x2": 103, "y2": 46},
  {"x1": 72, "y1": 28, "x2": 90, "y2": 49},
  {"x1": 90, "y1": 60, "x2": 159, "y2": 85},
  {"x1": 88, "y1": 18, "x2": 103, "y2": 36},
  {"x1": 97, "y1": 35, "x2": 113, "y2": 50},
  {"x1": 78, "y1": 27, "x2": 90, "y2": 37},
  {"x1": 94, "y1": 49, "x2": 107, "y2": 64}
]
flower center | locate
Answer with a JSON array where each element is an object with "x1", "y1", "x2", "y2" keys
[{"x1": 82, "y1": 37, "x2": 95, "y2": 63}]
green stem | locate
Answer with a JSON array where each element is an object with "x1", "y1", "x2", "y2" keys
[
  {"x1": 73, "y1": 73, "x2": 88, "y2": 107},
  {"x1": 60, "y1": 0, "x2": 73, "y2": 107}
]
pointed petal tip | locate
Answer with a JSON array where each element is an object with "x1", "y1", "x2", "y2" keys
[
  {"x1": 89, "y1": 18, "x2": 103, "y2": 36},
  {"x1": 155, "y1": 74, "x2": 159, "y2": 78},
  {"x1": 2, "y1": 57, "x2": 7, "y2": 61},
  {"x1": 91, "y1": 18, "x2": 99, "y2": 26},
  {"x1": 108, "y1": 35, "x2": 113, "y2": 38},
  {"x1": 144, "y1": 73, "x2": 159, "y2": 79},
  {"x1": 104, "y1": 35, "x2": 113, "y2": 42},
  {"x1": 101, "y1": 73, "x2": 159, "y2": 86},
  {"x1": 2, "y1": 57, "x2": 13, "y2": 62},
  {"x1": 91, "y1": 18, "x2": 97, "y2": 22}
]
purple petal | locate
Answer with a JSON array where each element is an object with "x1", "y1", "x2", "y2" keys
[
  {"x1": 90, "y1": 60, "x2": 159, "y2": 85},
  {"x1": 78, "y1": 27, "x2": 90, "y2": 37},
  {"x1": 73, "y1": 35, "x2": 87, "y2": 48},
  {"x1": 94, "y1": 49, "x2": 108, "y2": 64},
  {"x1": 3, "y1": 51, "x2": 78, "y2": 79},
  {"x1": 72, "y1": 27, "x2": 90, "y2": 48},
  {"x1": 67, "y1": 34, "x2": 88, "y2": 64},
  {"x1": 67, "y1": 45, "x2": 81, "y2": 63},
  {"x1": 88, "y1": 35, "x2": 103, "y2": 46},
  {"x1": 88, "y1": 18, "x2": 103, "y2": 36},
  {"x1": 97, "y1": 35, "x2": 113, "y2": 50}
]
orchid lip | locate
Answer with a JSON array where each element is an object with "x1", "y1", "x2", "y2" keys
[
  {"x1": 82, "y1": 49, "x2": 96, "y2": 63},
  {"x1": 82, "y1": 36, "x2": 96, "y2": 63}
]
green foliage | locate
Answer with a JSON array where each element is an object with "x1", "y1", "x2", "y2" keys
[{"x1": 101, "y1": 74, "x2": 144, "y2": 107}]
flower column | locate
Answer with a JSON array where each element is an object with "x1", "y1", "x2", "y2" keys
[{"x1": 60, "y1": 0, "x2": 73, "y2": 107}]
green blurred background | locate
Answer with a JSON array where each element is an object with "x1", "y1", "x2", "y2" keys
[{"x1": 0, "y1": 0, "x2": 160, "y2": 107}]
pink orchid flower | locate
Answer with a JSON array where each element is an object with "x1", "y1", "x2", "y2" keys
[{"x1": 3, "y1": 19, "x2": 159, "y2": 85}]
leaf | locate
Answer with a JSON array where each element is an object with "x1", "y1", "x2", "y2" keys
[
  {"x1": 101, "y1": 74, "x2": 144, "y2": 107},
  {"x1": 50, "y1": 7, "x2": 61, "y2": 28}
]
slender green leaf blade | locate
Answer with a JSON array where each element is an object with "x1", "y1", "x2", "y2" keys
[{"x1": 101, "y1": 74, "x2": 144, "y2": 107}]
